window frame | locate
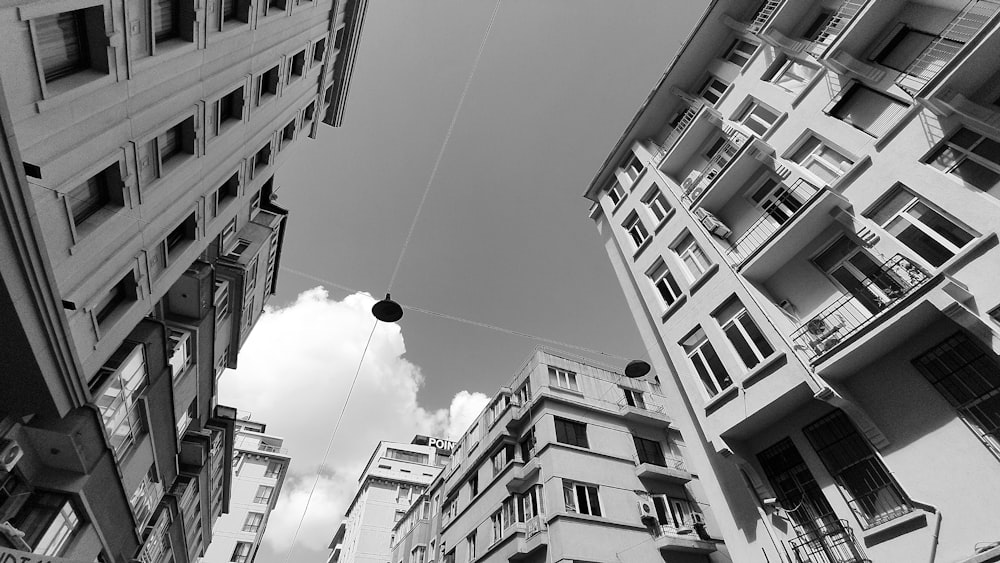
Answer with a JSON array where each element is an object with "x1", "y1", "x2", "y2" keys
[
  {"x1": 925, "y1": 126, "x2": 1000, "y2": 193},
  {"x1": 735, "y1": 98, "x2": 780, "y2": 137},
  {"x1": 713, "y1": 298, "x2": 775, "y2": 370},
  {"x1": 697, "y1": 75, "x2": 729, "y2": 106},
  {"x1": 672, "y1": 233, "x2": 711, "y2": 282},
  {"x1": 642, "y1": 185, "x2": 671, "y2": 224},
  {"x1": 623, "y1": 212, "x2": 650, "y2": 250},
  {"x1": 647, "y1": 258, "x2": 683, "y2": 308},
  {"x1": 681, "y1": 328, "x2": 733, "y2": 399},
  {"x1": 547, "y1": 366, "x2": 578, "y2": 392},
  {"x1": 554, "y1": 417, "x2": 589, "y2": 449},
  {"x1": 787, "y1": 133, "x2": 855, "y2": 185},
  {"x1": 562, "y1": 481, "x2": 602, "y2": 517},
  {"x1": 253, "y1": 485, "x2": 274, "y2": 504},
  {"x1": 865, "y1": 184, "x2": 976, "y2": 267},
  {"x1": 27, "y1": 4, "x2": 112, "y2": 100},
  {"x1": 723, "y1": 37, "x2": 757, "y2": 67}
]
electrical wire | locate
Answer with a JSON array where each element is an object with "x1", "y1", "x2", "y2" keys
[
  {"x1": 386, "y1": 0, "x2": 503, "y2": 293},
  {"x1": 280, "y1": 320, "x2": 378, "y2": 563}
]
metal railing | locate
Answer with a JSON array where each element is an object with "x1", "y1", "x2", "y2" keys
[
  {"x1": 806, "y1": 0, "x2": 868, "y2": 57},
  {"x1": 848, "y1": 483, "x2": 913, "y2": 530},
  {"x1": 655, "y1": 101, "x2": 705, "y2": 165},
  {"x1": 616, "y1": 396, "x2": 665, "y2": 414},
  {"x1": 788, "y1": 519, "x2": 870, "y2": 563},
  {"x1": 896, "y1": 0, "x2": 1000, "y2": 95},
  {"x1": 790, "y1": 255, "x2": 929, "y2": 361},
  {"x1": 748, "y1": 0, "x2": 781, "y2": 33},
  {"x1": 637, "y1": 453, "x2": 688, "y2": 472},
  {"x1": 678, "y1": 131, "x2": 750, "y2": 206},
  {"x1": 723, "y1": 179, "x2": 820, "y2": 264}
]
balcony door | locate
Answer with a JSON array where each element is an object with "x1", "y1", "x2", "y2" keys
[
  {"x1": 750, "y1": 177, "x2": 807, "y2": 226},
  {"x1": 813, "y1": 236, "x2": 905, "y2": 316}
]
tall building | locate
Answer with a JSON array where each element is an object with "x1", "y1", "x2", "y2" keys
[
  {"x1": 390, "y1": 349, "x2": 728, "y2": 563},
  {"x1": 585, "y1": 0, "x2": 1000, "y2": 562},
  {"x1": 200, "y1": 418, "x2": 291, "y2": 563},
  {"x1": 0, "y1": 0, "x2": 367, "y2": 558},
  {"x1": 329, "y1": 437, "x2": 451, "y2": 563}
]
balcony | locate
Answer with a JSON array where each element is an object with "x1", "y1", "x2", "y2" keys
[
  {"x1": 655, "y1": 525, "x2": 717, "y2": 555},
  {"x1": 654, "y1": 100, "x2": 707, "y2": 165},
  {"x1": 804, "y1": 0, "x2": 869, "y2": 57},
  {"x1": 790, "y1": 254, "x2": 931, "y2": 363},
  {"x1": 506, "y1": 458, "x2": 540, "y2": 493},
  {"x1": 616, "y1": 397, "x2": 672, "y2": 428},
  {"x1": 928, "y1": 88, "x2": 1000, "y2": 134},
  {"x1": 895, "y1": 1, "x2": 1000, "y2": 95},
  {"x1": 789, "y1": 520, "x2": 869, "y2": 563},
  {"x1": 722, "y1": 179, "x2": 822, "y2": 266},
  {"x1": 509, "y1": 517, "x2": 548, "y2": 560},
  {"x1": 505, "y1": 401, "x2": 531, "y2": 431},
  {"x1": 635, "y1": 456, "x2": 692, "y2": 484},
  {"x1": 747, "y1": 0, "x2": 782, "y2": 34},
  {"x1": 674, "y1": 130, "x2": 754, "y2": 207},
  {"x1": 657, "y1": 105, "x2": 723, "y2": 175}
]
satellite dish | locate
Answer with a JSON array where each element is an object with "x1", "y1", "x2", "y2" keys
[
  {"x1": 624, "y1": 360, "x2": 651, "y2": 379},
  {"x1": 372, "y1": 294, "x2": 403, "y2": 323}
]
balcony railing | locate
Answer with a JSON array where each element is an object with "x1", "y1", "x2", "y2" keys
[
  {"x1": 616, "y1": 396, "x2": 665, "y2": 414},
  {"x1": 678, "y1": 130, "x2": 750, "y2": 206},
  {"x1": 655, "y1": 101, "x2": 706, "y2": 165},
  {"x1": 895, "y1": 0, "x2": 1000, "y2": 95},
  {"x1": 790, "y1": 254, "x2": 930, "y2": 361},
  {"x1": 723, "y1": 178, "x2": 820, "y2": 264},
  {"x1": 639, "y1": 453, "x2": 688, "y2": 472},
  {"x1": 806, "y1": 0, "x2": 868, "y2": 57},
  {"x1": 748, "y1": 0, "x2": 781, "y2": 33},
  {"x1": 788, "y1": 519, "x2": 870, "y2": 563},
  {"x1": 848, "y1": 482, "x2": 913, "y2": 530}
]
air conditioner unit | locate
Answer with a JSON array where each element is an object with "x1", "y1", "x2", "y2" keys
[
  {"x1": 0, "y1": 521, "x2": 30, "y2": 550},
  {"x1": 637, "y1": 499, "x2": 656, "y2": 521},
  {"x1": 0, "y1": 439, "x2": 23, "y2": 472},
  {"x1": 691, "y1": 512, "x2": 706, "y2": 524},
  {"x1": 700, "y1": 212, "x2": 732, "y2": 238}
]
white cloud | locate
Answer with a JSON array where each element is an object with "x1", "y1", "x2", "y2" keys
[{"x1": 217, "y1": 288, "x2": 490, "y2": 556}]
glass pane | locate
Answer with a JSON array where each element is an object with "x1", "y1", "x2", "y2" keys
[
  {"x1": 814, "y1": 237, "x2": 857, "y2": 271},
  {"x1": 742, "y1": 313, "x2": 775, "y2": 358},
  {"x1": 953, "y1": 159, "x2": 1000, "y2": 191},
  {"x1": 725, "y1": 323, "x2": 760, "y2": 368},
  {"x1": 950, "y1": 128, "x2": 981, "y2": 149},
  {"x1": 972, "y1": 137, "x2": 1000, "y2": 165},
  {"x1": 909, "y1": 203, "x2": 974, "y2": 248}
]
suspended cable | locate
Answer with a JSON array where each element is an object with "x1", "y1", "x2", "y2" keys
[
  {"x1": 280, "y1": 320, "x2": 378, "y2": 563},
  {"x1": 386, "y1": 0, "x2": 503, "y2": 293}
]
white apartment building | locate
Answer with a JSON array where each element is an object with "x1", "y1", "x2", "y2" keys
[
  {"x1": 586, "y1": 0, "x2": 1000, "y2": 562},
  {"x1": 200, "y1": 419, "x2": 290, "y2": 563},
  {"x1": 328, "y1": 438, "x2": 451, "y2": 563}
]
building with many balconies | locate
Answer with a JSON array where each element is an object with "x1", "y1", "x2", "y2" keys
[
  {"x1": 199, "y1": 418, "x2": 291, "y2": 563},
  {"x1": 390, "y1": 349, "x2": 728, "y2": 563},
  {"x1": 586, "y1": 0, "x2": 1000, "y2": 561},
  {"x1": 0, "y1": 0, "x2": 367, "y2": 558}
]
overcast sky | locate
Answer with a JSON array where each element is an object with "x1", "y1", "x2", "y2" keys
[{"x1": 218, "y1": 1, "x2": 705, "y2": 561}]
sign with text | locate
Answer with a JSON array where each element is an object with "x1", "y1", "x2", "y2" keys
[
  {"x1": 411, "y1": 435, "x2": 455, "y2": 455},
  {"x1": 0, "y1": 547, "x2": 97, "y2": 563}
]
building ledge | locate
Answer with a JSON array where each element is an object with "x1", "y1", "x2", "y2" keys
[
  {"x1": 635, "y1": 461, "x2": 692, "y2": 484},
  {"x1": 862, "y1": 509, "x2": 927, "y2": 548},
  {"x1": 655, "y1": 532, "x2": 718, "y2": 554}
]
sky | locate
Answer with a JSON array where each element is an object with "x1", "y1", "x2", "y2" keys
[{"x1": 218, "y1": 1, "x2": 705, "y2": 561}]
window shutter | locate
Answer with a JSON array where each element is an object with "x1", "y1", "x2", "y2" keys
[
  {"x1": 153, "y1": 0, "x2": 177, "y2": 41},
  {"x1": 832, "y1": 85, "x2": 908, "y2": 137},
  {"x1": 222, "y1": 0, "x2": 235, "y2": 20},
  {"x1": 68, "y1": 174, "x2": 107, "y2": 224},
  {"x1": 158, "y1": 126, "x2": 180, "y2": 161},
  {"x1": 127, "y1": 0, "x2": 151, "y2": 59},
  {"x1": 35, "y1": 11, "x2": 86, "y2": 82},
  {"x1": 205, "y1": 100, "x2": 218, "y2": 139}
]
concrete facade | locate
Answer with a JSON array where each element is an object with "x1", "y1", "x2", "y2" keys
[
  {"x1": 0, "y1": 0, "x2": 366, "y2": 558},
  {"x1": 199, "y1": 419, "x2": 290, "y2": 563},
  {"x1": 390, "y1": 349, "x2": 731, "y2": 563},
  {"x1": 586, "y1": 1, "x2": 1000, "y2": 562},
  {"x1": 330, "y1": 439, "x2": 449, "y2": 563}
]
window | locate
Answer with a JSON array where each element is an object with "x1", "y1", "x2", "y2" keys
[
  {"x1": 94, "y1": 273, "x2": 136, "y2": 332},
  {"x1": 215, "y1": 173, "x2": 240, "y2": 214},
  {"x1": 749, "y1": 176, "x2": 814, "y2": 226},
  {"x1": 264, "y1": 461, "x2": 282, "y2": 477},
  {"x1": 682, "y1": 329, "x2": 732, "y2": 398},
  {"x1": 167, "y1": 327, "x2": 192, "y2": 379},
  {"x1": 164, "y1": 212, "x2": 197, "y2": 264},
  {"x1": 927, "y1": 127, "x2": 1000, "y2": 193},
  {"x1": 139, "y1": 117, "x2": 195, "y2": 186},
  {"x1": 620, "y1": 152, "x2": 643, "y2": 185},
  {"x1": 714, "y1": 299, "x2": 774, "y2": 370},
  {"x1": 313, "y1": 38, "x2": 326, "y2": 61},
  {"x1": 647, "y1": 259, "x2": 683, "y2": 308},
  {"x1": 466, "y1": 532, "x2": 477, "y2": 561},
  {"x1": 67, "y1": 166, "x2": 118, "y2": 229},
  {"x1": 519, "y1": 426, "x2": 536, "y2": 462},
  {"x1": 913, "y1": 332, "x2": 1000, "y2": 458},
  {"x1": 790, "y1": 135, "x2": 854, "y2": 184},
  {"x1": 633, "y1": 436, "x2": 666, "y2": 466},
  {"x1": 522, "y1": 484, "x2": 545, "y2": 521},
  {"x1": 394, "y1": 510, "x2": 406, "y2": 522},
  {"x1": 548, "y1": 367, "x2": 578, "y2": 391},
  {"x1": 129, "y1": 466, "x2": 161, "y2": 527},
  {"x1": 242, "y1": 512, "x2": 264, "y2": 533},
  {"x1": 622, "y1": 388, "x2": 646, "y2": 409},
  {"x1": 757, "y1": 438, "x2": 840, "y2": 531},
  {"x1": 765, "y1": 56, "x2": 818, "y2": 94},
  {"x1": 830, "y1": 84, "x2": 908, "y2": 137},
  {"x1": 554, "y1": 418, "x2": 588, "y2": 448},
  {"x1": 443, "y1": 549, "x2": 456, "y2": 563},
  {"x1": 386, "y1": 448, "x2": 430, "y2": 464},
  {"x1": 260, "y1": 0, "x2": 284, "y2": 18},
  {"x1": 281, "y1": 119, "x2": 296, "y2": 147},
  {"x1": 290, "y1": 49, "x2": 307, "y2": 80},
  {"x1": 303, "y1": 101, "x2": 316, "y2": 123},
  {"x1": 231, "y1": 541, "x2": 252, "y2": 562},
  {"x1": 253, "y1": 141, "x2": 271, "y2": 176},
  {"x1": 253, "y1": 485, "x2": 274, "y2": 504},
  {"x1": 490, "y1": 497, "x2": 520, "y2": 543},
  {"x1": 214, "y1": 0, "x2": 247, "y2": 30},
  {"x1": 623, "y1": 213, "x2": 650, "y2": 249},
  {"x1": 813, "y1": 235, "x2": 904, "y2": 316},
  {"x1": 35, "y1": 10, "x2": 92, "y2": 84},
  {"x1": 411, "y1": 546, "x2": 426, "y2": 563},
  {"x1": 736, "y1": 99, "x2": 779, "y2": 136},
  {"x1": 491, "y1": 444, "x2": 514, "y2": 476},
  {"x1": 803, "y1": 409, "x2": 912, "y2": 529},
  {"x1": 9, "y1": 492, "x2": 82, "y2": 556},
  {"x1": 334, "y1": 26, "x2": 346, "y2": 49},
  {"x1": 210, "y1": 87, "x2": 244, "y2": 138},
  {"x1": 397, "y1": 484, "x2": 412, "y2": 503},
  {"x1": 698, "y1": 75, "x2": 729, "y2": 106},
  {"x1": 867, "y1": 185, "x2": 975, "y2": 267},
  {"x1": 468, "y1": 474, "x2": 479, "y2": 497},
  {"x1": 874, "y1": 27, "x2": 940, "y2": 73},
  {"x1": 642, "y1": 185, "x2": 671, "y2": 224},
  {"x1": 606, "y1": 181, "x2": 625, "y2": 207},
  {"x1": 256, "y1": 65, "x2": 280, "y2": 106},
  {"x1": 563, "y1": 481, "x2": 601, "y2": 516},
  {"x1": 673, "y1": 233, "x2": 711, "y2": 281},
  {"x1": 723, "y1": 38, "x2": 757, "y2": 67},
  {"x1": 514, "y1": 380, "x2": 531, "y2": 406}
]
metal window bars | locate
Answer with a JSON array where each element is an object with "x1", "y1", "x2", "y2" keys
[
  {"x1": 790, "y1": 254, "x2": 930, "y2": 361},
  {"x1": 896, "y1": 0, "x2": 1000, "y2": 95},
  {"x1": 723, "y1": 178, "x2": 821, "y2": 264},
  {"x1": 788, "y1": 519, "x2": 871, "y2": 563}
]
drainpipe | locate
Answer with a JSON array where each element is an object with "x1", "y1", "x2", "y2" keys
[{"x1": 925, "y1": 505, "x2": 942, "y2": 563}]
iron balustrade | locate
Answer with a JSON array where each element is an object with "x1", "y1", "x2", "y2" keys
[
  {"x1": 806, "y1": 0, "x2": 868, "y2": 57},
  {"x1": 748, "y1": 0, "x2": 781, "y2": 33},
  {"x1": 846, "y1": 482, "x2": 913, "y2": 530},
  {"x1": 655, "y1": 101, "x2": 706, "y2": 166},
  {"x1": 791, "y1": 254, "x2": 930, "y2": 361},
  {"x1": 679, "y1": 131, "x2": 750, "y2": 206},
  {"x1": 616, "y1": 396, "x2": 666, "y2": 414},
  {"x1": 788, "y1": 519, "x2": 870, "y2": 563},
  {"x1": 895, "y1": 0, "x2": 1000, "y2": 95},
  {"x1": 723, "y1": 178, "x2": 820, "y2": 264}
]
